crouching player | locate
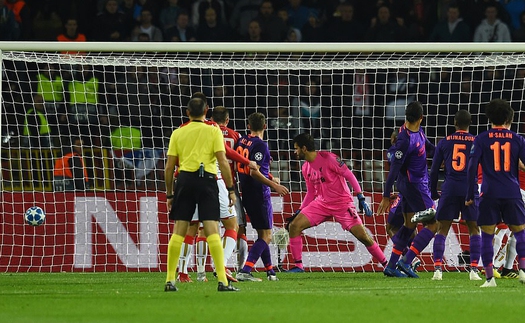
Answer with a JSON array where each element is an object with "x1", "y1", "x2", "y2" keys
[{"x1": 285, "y1": 133, "x2": 387, "y2": 272}]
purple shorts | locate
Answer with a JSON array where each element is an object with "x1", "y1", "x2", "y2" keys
[
  {"x1": 397, "y1": 180, "x2": 434, "y2": 213},
  {"x1": 302, "y1": 199, "x2": 362, "y2": 231},
  {"x1": 436, "y1": 195, "x2": 478, "y2": 222},
  {"x1": 478, "y1": 197, "x2": 525, "y2": 226}
]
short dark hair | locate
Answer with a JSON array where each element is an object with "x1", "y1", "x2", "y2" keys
[
  {"x1": 405, "y1": 101, "x2": 423, "y2": 123},
  {"x1": 187, "y1": 98, "x2": 206, "y2": 117},
  {"x1": 485, "y1": 99, "x2": 513, "y2": 126},
  {"x1": 247, "y1": 112, "x2": 266, "y2": 132},
  {"x1": 212, "y1": 106, "x2": 228, "y2": 124},
  {"x1": 293, "y1": 133, "x2": 315, "y2": 152},
  {"x1": 454, "y1": 109, "x2": 471, "y2": 129},
  {"x1": 191, "y1": 92, "x2": 207, "y2": 104}
]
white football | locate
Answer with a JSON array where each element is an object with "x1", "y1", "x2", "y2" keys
[{"x1": 24, "y1": 206, "x2": 46, "y2": 226}]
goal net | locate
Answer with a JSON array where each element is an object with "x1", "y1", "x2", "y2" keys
[{"x1": 1, "y1": 42, "x2": 524, "y2": 273}]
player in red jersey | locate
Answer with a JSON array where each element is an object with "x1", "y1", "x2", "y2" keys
[
  {"x1": 211, "y1": 106, "x2": 251, "y2": 274},
  {"x1": 173, "y1": 93, "x2": 257, "y2": 283}
]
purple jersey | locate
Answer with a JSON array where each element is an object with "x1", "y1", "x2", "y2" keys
[
  {"x1": 430, "y1": 130, "x2": 476, "y2": 197},
  {"x1": 236, "y1": 134, "x2": 271, "y2": 198},
  {"x1": 383, "y1": 125, "x2": 432, "y2": 197},
  {"x1": 467, "y1": 127, "x2": 525, "y2": 200}
]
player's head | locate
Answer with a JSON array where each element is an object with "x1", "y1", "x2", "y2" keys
[
  {"x1": 405, "y1": 101, "x2": 424, "y2": 123},
  {"x1": 454, "y1": 109, "x2": 471, "y2": 130},
  {"x1": 485, "y1": 99, "x2": 513, "y2": 126},
  {"x1": 390, "y1": 129, "x2": 398, "y2": 146},
  {"x1": 293, "y1": 133, "x2": 315, "y2": 159},
  {"x1": 186, "y1": 98, "x2": 207, "y2": 117},
  {"x1": 247, "y1": 112, "x2": 266, "y2": 132},
  {"x1": 211, "y1": 106, "x2": 229, "y2": 125},
  {"x1": 191, "y1": 92, "x2": 208, "y2": 106}
]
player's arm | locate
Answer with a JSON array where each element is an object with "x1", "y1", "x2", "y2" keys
[
  {"x1": 378, "y1": 136, "x2": 408, "y2": 214},
  {"x1": 217, "y1": 150, "x2": 236, "y2": 207},
  {"x1": 465, "y1": 140, "x2": 481, "y2": 205},
  {"x1": 429, "y1": 144, "x2": 443, "y2": 200},
  {"x1": 165, "y1": 155, "x2": 178, "y2": 211},
  {"x1": 425, "y1": 137, "x2": 436, "y2": 158},
  {"x1": 225, "y1": 144, "x2": 257, "y2": 170},
  {"x1": 300, "y1": 168, "x2": 316, "y2": 209},
  {"x1": 519, "y1": 160, "x2": 525, "y2": 172},
  {"x1": 249, "y1": 167, "x2": 289, "y2": 196}
]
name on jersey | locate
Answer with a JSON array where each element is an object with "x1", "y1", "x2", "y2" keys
[
  {"x1": 489, "y1": 132, "x2": 512, "y2": 139},
  {"x1": 446, "y1": 135, "x2": 474, "y2": 141},
  {"x1": 239, "y1": 137, "x2": 252, "y2": 146}
]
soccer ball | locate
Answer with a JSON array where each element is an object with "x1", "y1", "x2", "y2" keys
[{"x1": 24, "y1": 206, "x2": 46, "y2": 226}]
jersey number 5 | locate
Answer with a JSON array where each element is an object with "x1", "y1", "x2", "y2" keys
[
  {"x1": 490, "y1": 141, "x2": 511, "y2": 172},
  {"x1": 452, "y1": 143, "x2": 467, "y2": 171},
  {"x1": 236, "y1": 146, "x2": 250, "y2": 174}
]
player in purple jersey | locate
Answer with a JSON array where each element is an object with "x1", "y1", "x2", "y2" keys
[
  {"x1": 235, "y1": 112, "x2": 289, "y2": 281},
  {"x1": 386, "y1": 130, "x2": 406, "y2": 238},
  {"x1": 385, "y1": 130, "x2": 422, "y2": 271},
  {"x1": 284, "y1": 133, "x2": 387, "y2": 272},
  {"x1": 378, "y1": 101, "x2": 437, "y2": 278},
  {"x1": 429, "y1": 110, "x2": 482, "y2": 281},
  {"x1": 465, "y1": 99, "x2": 525, "y2": 287}
]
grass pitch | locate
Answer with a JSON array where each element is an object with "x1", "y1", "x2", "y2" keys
[{"x1": 1, "y1": 271, "x2": 523, "y2": 323}]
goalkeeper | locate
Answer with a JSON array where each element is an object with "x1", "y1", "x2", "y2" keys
[{"x1": 285, "y1": 133, "x2": 387, "y2": 272}]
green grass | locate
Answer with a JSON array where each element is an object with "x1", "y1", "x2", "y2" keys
[{"x1": 0, "y1": 271, "x2": 523, "y2": 323}]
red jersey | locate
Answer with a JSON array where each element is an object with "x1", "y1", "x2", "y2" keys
[
  {"x1": 220, "y1": 124, "x2": 241, "y2": 179},
  {"x1": 519, "y1": 170, "x2": 525, "y2": 191}
]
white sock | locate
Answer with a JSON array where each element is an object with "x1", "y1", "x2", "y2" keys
[
  {"x1": 223, "y1": 235, "x2": 237, "y2": 265},
  {"x1": 196, "y1": 238, "x2": 208, "y2": 274},
  {"x1": 237, "y1": 236, "x2": 248, "y2": 271},
  {"x1": 504, "y1": 234, "x2": 517, "y2": 270},
  {"x1": 493, "y1": 228, "x2": 509, "y2": 266},
  {"x1": 178, "y1": 242, "x2": 194, "y2": 274}
]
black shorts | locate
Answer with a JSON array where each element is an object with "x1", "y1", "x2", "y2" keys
[{"x1": 169, "y1": 170, "x2": 220, "y2": 222}]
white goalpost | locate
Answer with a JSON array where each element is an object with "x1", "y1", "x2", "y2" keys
[{"x1": 1, "y1": 41, "x2": 524, "y2": 273}]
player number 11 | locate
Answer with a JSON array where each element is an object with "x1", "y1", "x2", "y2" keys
[{"x1": 490, "y1": 141, "x2": 511, "y2": 172}]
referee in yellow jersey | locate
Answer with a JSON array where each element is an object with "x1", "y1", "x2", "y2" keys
[{"x1": 164, "y1": 98, "x2": 239, "y2": 292}]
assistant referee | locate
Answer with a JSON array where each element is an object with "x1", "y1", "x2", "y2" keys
[{"x1": 164, "y1": 98, "x2": 238, "y2": 292}]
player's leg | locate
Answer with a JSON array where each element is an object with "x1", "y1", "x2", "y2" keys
[
  {"x1": 432, "y1": 220, "x2": 452, "y2": 281},
  {"x1": 505, "y1": 198, "x2": 525, "y2": 284},
  {"x1": 396, "y1": 183, "x2": 436, "y2": 278},
  {"x1": 177, "y1": 221, "x2": 198, "y2": 283},
  {"x1": 236, "y1": 225, "x2": 248, "y2": 271},
  {"x1": 349, "y1": 224, "x2": 387, "y2": 265},
  {"x1": 258, "y1": 228, "x2": 279, "y2": 280},
  {"x1": 197, "y1": 177, "x2": 238, "y2": 292},
  {"x1": 236, "y1": 195, "x2": 272, "y2": 281},
  {"x1": 195, "y1": 227, "x2": 208, "y2": 281},
  {"x1": 236, "y1": 227, "x2": 267, "y2": 281},
  {"x1": 165, "y1": 220, "x2": 190, "y2": 291},
  {"x1": 234, "y1": 191, "x2": 248, "y2": 271},
  {"x1": 500, "y1": 233, "x2": 518, "y2": 278},
  {"x1": 465, "y1": 220, "x2": 482, "y2": 280},
  {"x1": 217, "y1": 179, "x2": 239, "y2": 282},
  {"x1": 492, "y1": 226, "x2": 509, "y2": 271},
  {"x1": 165, "y1": 173, "x2": 196, "y2": 291},
  {"x1": 340, "y1": 205, "x2": 387, "y2": 267}
]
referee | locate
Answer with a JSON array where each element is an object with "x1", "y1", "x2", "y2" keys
[{"x1": 164, "y1": 98, "x2": 238, "y2": 292}]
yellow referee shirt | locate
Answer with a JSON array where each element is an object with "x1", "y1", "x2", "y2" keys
[{"x1": 167, "y1": 121, "x2": 225, "y2": 174}]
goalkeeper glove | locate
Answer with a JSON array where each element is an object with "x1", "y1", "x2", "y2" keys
[
  {"x1": 357, "y1": 193, "x2": 373, "y2": 217},
  {"x1": 285, "y1": 209, "x2": 301, "y2": 231}
]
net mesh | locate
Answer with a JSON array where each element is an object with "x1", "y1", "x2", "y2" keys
[{"x1": 1, "y1": 49, "x2": 524, "y2": 272}]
